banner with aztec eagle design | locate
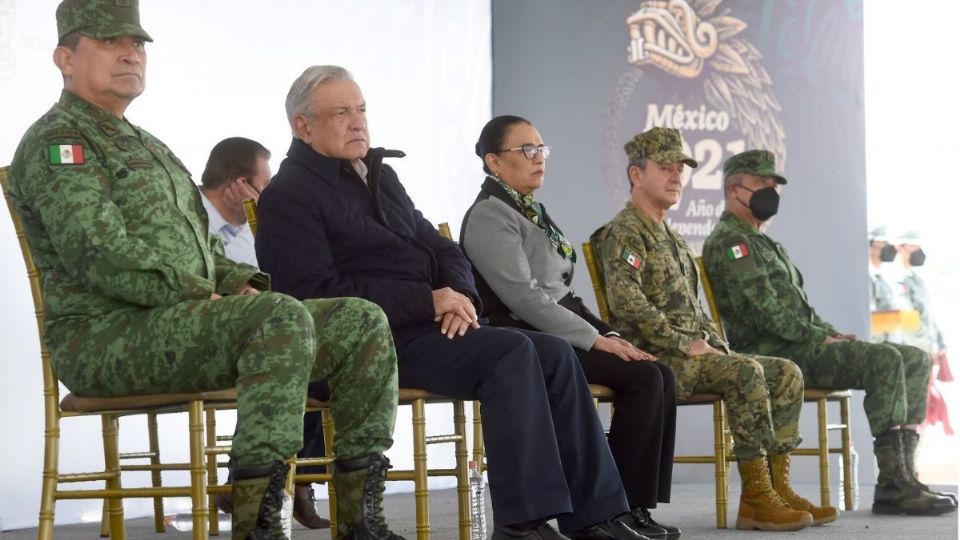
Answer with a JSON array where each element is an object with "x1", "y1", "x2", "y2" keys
[{"x1": 594, "y1": 0, "x2": 864, "y2": 254}]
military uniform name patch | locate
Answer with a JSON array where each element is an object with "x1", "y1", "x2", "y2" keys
[
  {"x1": 48, "y1": 144, "x2": 85, "y2": 165},
  {"x1": 621, "y1": 248, "x2": 642, "y2": 269},
  {"x1": 726, "y1": 242, "x2": 750, "y2": 260}
]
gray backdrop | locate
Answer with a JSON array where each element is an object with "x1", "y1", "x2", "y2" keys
[{"x1": 490, "y1": 0, "x2": 870, "y2": 495}]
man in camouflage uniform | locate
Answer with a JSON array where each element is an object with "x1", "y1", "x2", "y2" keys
[
  {"x1": 6, "y1": 2, "x2": 404, "y2": 538},
  {"x1": 702, "y1": 149, "x2": 956, "y2": 516},
  {"x1": 592, "y1": 128, "x2": 835, "y2": 531}
]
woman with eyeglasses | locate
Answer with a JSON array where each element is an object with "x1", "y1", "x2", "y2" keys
[{"x1": 460, "y1": 115, "x2": 680, "y2": 539}]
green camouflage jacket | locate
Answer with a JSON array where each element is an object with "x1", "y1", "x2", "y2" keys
[
  {"x1": 702, "y1": 211, "x2": 838, "y2": 354},
  {"x1": 591, "y1": 202, "x2": 726, "y2": 356},
  {"x1": 8, "y1": 90, "x2": 266, "y2": 324},
  {"x1": 900, "y1": 270, "x2": 946, "y2": 352}
]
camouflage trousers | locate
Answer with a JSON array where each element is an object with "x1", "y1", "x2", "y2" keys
[
  {"x1": 765, "y1": 340, "x2": 930, "y2": 436},
  {"x1": 659, "y1": 353, "x2": 803, "y2": 460},
  {"x1": 46, "y1": 293, "x2": 398, "y2": 466}
]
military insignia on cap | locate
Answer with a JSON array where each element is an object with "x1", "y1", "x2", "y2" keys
[
  {"x1": 620, "y1": 248, "x2": 642, "y2": 269},
  {"x1": 48, "y1": 144, "x2": 85, "y2": 165}
]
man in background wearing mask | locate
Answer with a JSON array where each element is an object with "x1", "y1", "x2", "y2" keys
[
  {"x1": 868, "y1": 226, "x2": 902, "y2": 343},
  {"x1": 896, "y1": 231, "x2": 953, "y2": 435},
  {"x1": 703, "y1": 150, "x2": 956, "y2": 517}
]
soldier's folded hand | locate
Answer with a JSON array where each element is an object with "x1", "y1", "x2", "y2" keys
[
  {"x1": 594, "y1": 335, "x2": 656, "y2": 362},
  {"x1": 687, "y1": 338, "x2": 722, "y2": 357}
]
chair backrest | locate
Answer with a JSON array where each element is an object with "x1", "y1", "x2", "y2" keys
[
  {"x1": 242, "y1": 198, "x2": 258, "y2": 235},
  {"x1": 437, "y1": 222, "x2": 452, "y2": 241},
  {"x1": 694, "y1": 256, "x2": 726, "y2": 340},
  {"x1": 0, "y1": 166, "x2": 63, "y2": 417},
  {"x1": 581, "y1": 241, "x2": 611, "y2": 323}
]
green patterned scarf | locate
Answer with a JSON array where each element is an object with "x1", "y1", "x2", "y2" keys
[{"x1": 493, "y1": 177, "x2": 576, "y2": 262}]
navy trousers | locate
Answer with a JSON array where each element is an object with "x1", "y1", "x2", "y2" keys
[
  {"x1": 398, "y1": 326, "x2": 628, "y2": 533},
  {"x1": 575, "y1": 348, "x2": 676, "y2": 509},
  {"x1": 297, "y1": 380, "x2": 331, "y2": 476}
]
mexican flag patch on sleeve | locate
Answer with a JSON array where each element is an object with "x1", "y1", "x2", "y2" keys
[
  {"x1": 621, "y1": 248, "x2": 641, "y2": 269},
  {"x1": 726, "y1": 242, "x2": 750, "y2": 260},
  {"x1": 48, "y1": 144, "x2": 85, "y2": 165}
]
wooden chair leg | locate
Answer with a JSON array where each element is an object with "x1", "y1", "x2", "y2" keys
[
  {"x1": 147, "y1": 412, "x2": 166, "y2": 533},
  {"x1": 412, "y1": 398, "x2": 430, "y2": 540},
  {"x1": 713, "y1": 401, "x2": 728, "y2": 529},
  {"x1": 840, "y1": 397, "x2": 854, "y2": 511},
  {"x1": 816, "y1": 398, "x2": 831, "y2": 506},
  {"x1": 38, "y1": 448, "x2": 57, "y2": 539},
  {"x1": 187, "y1": 400, "x2": 210, "y2": 540},
  {"x1": 102, "y1": 414, "x2": 127, "y2": 540},
  {"x1": 322, "y1": 407, "x2": 338, "y2": 537},
  {"x1": 99, "y1": 504, "x2": 110, "y2": 538},
  {"x1": 454, "y1": 400, "x2": 471, "y2": 540},
  {"x1": 471, "y1": 401, "x2": 485, "y2": 473},
  {"x1": 205, "y1": 408, "x2": 221, "y2": 536}
]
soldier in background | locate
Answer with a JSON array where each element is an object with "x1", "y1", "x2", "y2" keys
[
  {"x1": 592, "y1": 128, "x2": 835, "y2": 532},
  {"x1": 868, "y1": 226, "x2": 902, "y2": 343},
  {"x1": 702, "y1": 149, "x2": 956, "y2": 517},
  {"x1": 6, "y1": 2, "x2": 403, "y2": 537},
  {"x1": 896, "y1": 231, "x2": 954, "y2": 435}
]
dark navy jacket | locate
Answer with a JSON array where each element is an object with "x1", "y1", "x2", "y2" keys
[{"x1": 256, "y1": 138, "x2": 480, "y2": 348}]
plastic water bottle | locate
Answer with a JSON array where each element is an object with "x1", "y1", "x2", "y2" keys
[
  {"x1": 166, "y1": 512, "x2": 232, "y2": 532},
  {"x1": 280, "y1": 490, "x2": 293, "y2": 539},
  {"x1": 469, "y1": 460, "x2": 487, "y2": 540},
  {"x1": 837, "y1": 446, "x2": 860, "y2": 510}
]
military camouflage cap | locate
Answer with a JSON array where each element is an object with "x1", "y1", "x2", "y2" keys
[
  {"x1": 56, "y1": 0, "x2": 153, "y2": 42},
  {"x1": 723, "y1": 149, "x2": 787, "y2": 184},
  {"x1": 895, "y1": 229, "x2": 922, "y2": 245},
  {"x1": 868, "y1": 225, "x2": 887, "y2": 242},
  {"x1": 624, "y1": 127, "x2": 698, "y2": 167}
]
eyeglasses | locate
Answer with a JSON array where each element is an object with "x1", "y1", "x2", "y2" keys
[{"x1": 498, "y1": 143, "x2": 551, "y2": 160}]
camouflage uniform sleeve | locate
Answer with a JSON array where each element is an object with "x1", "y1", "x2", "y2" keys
[
  {"x1": 19, "y1": 133, "x2": 215, "y2": 305},
  {"x1": 596, "y1": 227, "x2": 694, "y2": 353},
  {"x1": 810, "y1": 308, "x2": 840, "y2": 336},
  {"x1": 207, "y1": 233, "x2": 270, "y2": 293},
  {"x1": 710, "y1": 233, "x2": 832, "y2": 344}
]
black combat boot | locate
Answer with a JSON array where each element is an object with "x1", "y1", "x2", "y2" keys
[
  {"x1": 333, "y1": 453, "x2": 406, "y2": 539},
  {"x1": 231, "y1": 460, "x2": 291, "y2": 539},
  {"x1": 872, "y1": 430, "x2": 956, "y2": 516},
  {"x1": 899, "y1": 429, "x2": 958, "y2": 505}
]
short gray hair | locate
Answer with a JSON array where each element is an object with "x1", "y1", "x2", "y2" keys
[{"x1": 285, "y1": 65, "x2": 354, "y2": 134}]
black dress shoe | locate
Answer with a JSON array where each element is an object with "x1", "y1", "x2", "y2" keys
[
  {"x1": 619, "y1": 509, "x2": 667, "y2": 539},
  {"x1": 570, "y1": 519, "x2": 650, "y2": 540},
  {"x1": 632, "y1": 508, "x2": 680, "y2": 540},
  {"x1": 492, "y1": 523, "x2": 571, "y2": 539}
]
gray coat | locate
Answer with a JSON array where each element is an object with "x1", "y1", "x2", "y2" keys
[{"x1": 461, "y1": 177, "x2": 601, "y2": 350}]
